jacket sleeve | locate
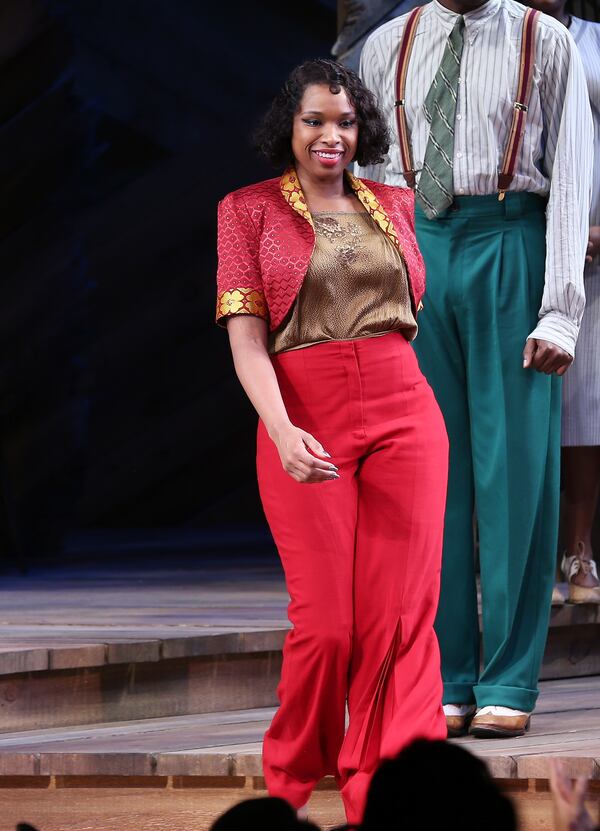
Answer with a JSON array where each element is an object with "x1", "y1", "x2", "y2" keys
[{"x1": 215, "y1": 191, "x2": 269, "y2": 327}]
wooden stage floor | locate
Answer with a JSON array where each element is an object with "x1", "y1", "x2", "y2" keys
[{"x1": 0, "y1": 557, "x2": 598, "y2": 830}]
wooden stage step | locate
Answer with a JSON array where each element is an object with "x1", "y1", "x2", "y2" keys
[
  {"x1": 0, "y1": 560, "x2": 598, "y2": 733},
  {"x1": 0, "y1": 677, "x2": 598, "y2": 779},
  {"x1": 1, "y1": 594, "x2": 598, "y2": 675},
  {"x1": 0, "y1": 677, "x2": 598, "y2": 831},
  {"x1": 0, "y1": 560, "x2": 599, "y2": 831}
]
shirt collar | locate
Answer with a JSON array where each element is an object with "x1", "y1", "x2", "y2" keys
[
  {"x1": 279, "y1": 167, "x2": 404, "y2": 254},
  {"x1": 432, "y1": 0, "x2": 501, "y2": 32}
]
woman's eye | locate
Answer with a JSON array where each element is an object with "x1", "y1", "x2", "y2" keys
[
  {"x1": 303, "y1": 119, "x2": 320, "y2": 127},
  {"x1": 340, "y1": 120, "x2": 356, "y2": 128}
]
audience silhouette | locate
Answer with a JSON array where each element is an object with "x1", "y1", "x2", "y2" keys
[{"x1": 210, "y1": 795, "x2": 319, "y2": 831}]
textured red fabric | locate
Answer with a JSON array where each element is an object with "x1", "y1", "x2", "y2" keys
[
  {"x1": 216, "y1": 172, "x2": 425, "y2": 332},
  {"x1": 256, "y1": 333, "x2": 448, "y2": 823}
]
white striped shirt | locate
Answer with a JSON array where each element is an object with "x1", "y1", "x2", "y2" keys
[
  {"x1": 562, "y1": 17, "x2": 600, "y2": 446},
  {"x1": 357, "y1": 0, "x2": 594, "y2": 356},
  {"x1": 571, "y1": 16, "x2": 600, "y2": 238}
]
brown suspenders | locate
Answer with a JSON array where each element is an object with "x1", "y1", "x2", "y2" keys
[
  {"x1": 497, "y1": 9, "x2": 540, "y2": 199},
  {"x1": 394, "y1": 7, "x2": 425, "y2": 190},
  {"x1": 393, "y1": 7, "x2": 540, "y2": 201}
]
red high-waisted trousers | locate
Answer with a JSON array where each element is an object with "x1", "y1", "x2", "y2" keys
[{"x1": 257, "y1": 333, "x2": 448, "y2": 824}]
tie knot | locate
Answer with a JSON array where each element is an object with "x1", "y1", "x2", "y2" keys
[{"x1": 453, "y1": 15, "x2": 465, "y2": 33}]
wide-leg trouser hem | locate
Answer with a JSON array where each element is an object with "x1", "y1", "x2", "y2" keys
[{"x1": 262, "y1": 770, "x2": 315, "y2": 812}]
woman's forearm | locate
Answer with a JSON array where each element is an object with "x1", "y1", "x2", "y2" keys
[
  {"x1": 228, "y1": 318, "x2": 292, "y2": 441},
  {"x1": 227, "y1": 316, "x2": 336, "y2": 483}
]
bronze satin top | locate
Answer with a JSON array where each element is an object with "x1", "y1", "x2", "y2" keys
[{"x1": 269, "y1": 210, "x2": 417, "y2": 355}]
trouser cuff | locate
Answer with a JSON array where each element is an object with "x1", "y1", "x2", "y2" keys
[
  {"x1": 474, "y1": 684, "x2": 539, "y2": 713},
  {"x1": 442, "y1": 682, "x2": 476, "y2": 705}
]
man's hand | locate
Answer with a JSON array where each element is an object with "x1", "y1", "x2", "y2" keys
[
  {"x1": 586, "y1": 225, "x2": 600, "y2": 262},
  {"x1": 523, "y1": 338, "x2": 573, "y2": 376}
]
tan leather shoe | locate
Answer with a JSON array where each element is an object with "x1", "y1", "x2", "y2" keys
[
  {"x1": 561, "y1": 543, "x2": 600, "y2": 604},
  {"x1": 469, "y1": 706, "x2": 531, "y2": 738},
  {"x1": 444, "y1": 704, "x2": 476, "y2": 738}
]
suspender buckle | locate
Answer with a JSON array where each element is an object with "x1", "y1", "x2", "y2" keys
[
  {"x1": 395, "y1": 99, "x2": 405, "y2": 108},
  {"x1": 513, "y1": 101, "x2": 528, "y2": 112}
]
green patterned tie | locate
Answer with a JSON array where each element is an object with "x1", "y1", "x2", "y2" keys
[{"x1": 416, "y1": 16, "x2": 465, "y2": 219}]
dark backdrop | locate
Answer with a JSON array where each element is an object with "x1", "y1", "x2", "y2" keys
[
  {"x1": 1, "y1": 0, "x2": 597, "y2": 566},
  {"x1": 0, "y1": 0, "x2": 336, "y2": 565}
]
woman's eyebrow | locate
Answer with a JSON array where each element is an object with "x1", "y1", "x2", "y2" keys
[{"x1": 300, "y1": 110, "x2": 356, "y2": 116}]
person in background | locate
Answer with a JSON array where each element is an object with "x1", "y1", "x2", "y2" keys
[
  {"x1": 524, "y1": 0, "x2": 600, "y2": 607},
  {"x1": 549, "y1": 759, "x2": 599, "y2": 831},
  {"x1": 216, "y1": 59, "x2": 448, "y2": 824},
  {"x1": 358, "y1": 0, "x2": 593, "y2": 738}
]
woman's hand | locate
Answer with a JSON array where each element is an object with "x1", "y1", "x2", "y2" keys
[
  {"x1": 586, "y1": 226, "x2": 600, "y2": 262},
  {"x1": 226, "y1": 317, "x2": 338, "y2": 484},
  {"x1": 549, "y1": 759, "x2": 596, "y2": 831},
  {"x1": 273, "y1": 424, "x2": 339, "y2": 484}
]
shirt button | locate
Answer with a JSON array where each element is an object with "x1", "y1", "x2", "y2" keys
[
  {"x1": 458, "y1": 77, "x2": 462, "y2": 84},
  {"x1": 456, "y1": 114, "x2": 462, "y2": 121},
  {"x1": 456, "y1": 151, "x2": 463, "y2": 159},
  {"x1": 459, "y1": 188, "x2": 465, "y2": 194}
]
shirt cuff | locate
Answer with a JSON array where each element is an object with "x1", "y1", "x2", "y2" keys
[
  {"x1": 216, "y1": 287, "x2": 268, "y2": 328},
  {"x1": 527, "y1": 312, "x2": 579, "y2": 358}
]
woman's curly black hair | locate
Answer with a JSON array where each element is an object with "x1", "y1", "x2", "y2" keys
[{"x1": 254, "y1": 58, "x2": 390, "y2": 168}]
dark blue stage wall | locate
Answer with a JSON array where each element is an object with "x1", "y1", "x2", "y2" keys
[
  {"x1": 0, "y1": 0, "x2": 339, "y2": 565},
  {"x1": 2, "y1": 0, "x2": 597, "y2": 566}
]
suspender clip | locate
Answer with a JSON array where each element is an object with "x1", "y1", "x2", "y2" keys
[
  {"x1": 395, "y1": 99, "x2": 405, "y2": 108},
  {"x1": 498, "y1": 190, "x2": 506, "y2": 202},
  {"x1": 514, "y1": 101, "x2": 528, "y2": 112}
]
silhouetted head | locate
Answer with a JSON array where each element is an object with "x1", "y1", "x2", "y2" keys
[
  {"x1": 210, "y1": 796, "x2": 319, "y2": 831},
  {"x1": 361, "y1": 740, "x2": 517, "y2": 831}
]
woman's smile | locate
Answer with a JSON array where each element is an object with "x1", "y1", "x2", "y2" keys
[{"x1": 311, "y1": 147, "x2": 346, "y2": 167}]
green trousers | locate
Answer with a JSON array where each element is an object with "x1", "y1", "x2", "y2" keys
[{"x1": 414, "y1": 193, "x2": 561, "y2": 713}]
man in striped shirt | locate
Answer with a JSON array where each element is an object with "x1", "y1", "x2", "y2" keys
[
  {"x1": 358, "y1": 0, "x2": 593, "y2": 738},
  {"x1": 524, "y1": 0, "x2": 600, "y2": 610}
]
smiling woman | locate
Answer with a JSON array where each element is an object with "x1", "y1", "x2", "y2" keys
[
  {"x1": 214, "y1": 58, "x2": 449, "y2": 825},
  {"x1": 253, "y1": 58, "x2": 389, "y2": 171}
]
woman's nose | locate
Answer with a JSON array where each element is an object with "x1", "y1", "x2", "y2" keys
[{"x1": 321, "y1": 124, "x2": 340, "y2": 144}]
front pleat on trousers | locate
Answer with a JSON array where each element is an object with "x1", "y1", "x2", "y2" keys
[{"x1": 414, "y1": 193, "x2": 561, "y2": 713}]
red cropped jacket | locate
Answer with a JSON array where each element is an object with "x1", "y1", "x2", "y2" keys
[{"x1": 216, "y1": 168, "x2": 425, "y2": 331}]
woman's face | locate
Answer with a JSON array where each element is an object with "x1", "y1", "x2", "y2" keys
[{"x1": 291, "y1": 83, "x2": 358, "y2": 180}]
